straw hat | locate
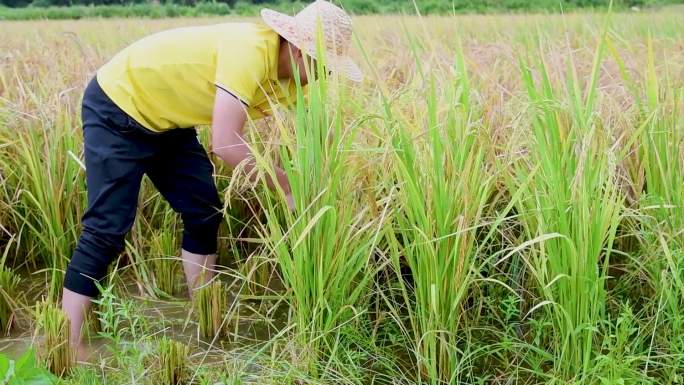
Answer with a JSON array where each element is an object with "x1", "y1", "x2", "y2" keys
[{"x1": 261, "y1": 0, "x2": 363, "y2": 82}]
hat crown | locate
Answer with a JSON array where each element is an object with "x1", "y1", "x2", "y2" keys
[
  {"x1": 260, "y1": 0, "x2": 363, "y2": 82},
  {"x1": 294, "y1": 0, "x2": 352, "y2": 56}
]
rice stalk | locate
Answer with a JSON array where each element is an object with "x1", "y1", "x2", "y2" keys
[
  {"x1": 381, "y1": 41, "x2": 499, "y2": 383},
  {"x1": 0, "y1": 108, "x2": 85, "y2": 301},
  {"x1": 151, "y1": 337, "x2": 190, "y2": 385},
  {"x1": 505, "y1": 20, "x2": 623, "y2": 379},
  {"x1": 34, "y1": 300, "x2": 73, "y2": 377},
  {"x1": 127, "y1": 205, "x2": 181, "y2": 298},
  {"x1": 253, "y1": 33, "x2": 382, "y2": 375},
  {"x1": 637, "y1": 37, "x2": 684, "y2": 249},
  {"x1": 0, "y1": 265, "x2": 21, "y2": 335},
  {"x1": 149, "y1": 229, "x2": 182, "y2": 297},
  {"x1": 193, "y1": 280, "x2": 228, "y2": 340}
]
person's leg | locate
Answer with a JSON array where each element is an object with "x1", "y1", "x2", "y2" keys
[
  {"x1": 63, "y1": 77, "x2": 150, "y2": 356},
  {"x1": 181, "y1": 249, "x2": 217, "y2": 295},
  {"x1": 146, "y1": 129, "x2": 223, "y2": 298},
  {"x1": 61, "y1": 288, "x2": 92, "y2": 360}
]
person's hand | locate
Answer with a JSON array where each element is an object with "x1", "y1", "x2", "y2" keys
[
  {"x1": 276, "y1": 168, "x2": 291, "y2": 194},
  {"x1": 285, "y1": 193, "x2": 295, "y2": 212}
]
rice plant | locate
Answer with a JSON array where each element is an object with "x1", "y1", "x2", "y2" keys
[
  {"x1": 635, "y1": 38, "x2": 684, "y2": 254},
  {"x1": 151, "y1": 337, "x2": 190, "y2": 385},
  {"x1": 0, "y1": 236, "x2": 21, "y2": 335},
  {"x1": 616, "y1": 36, "x2": 684, "y2": 383},
  {"x1": 127, "y1": 206, "x2": 182, "y2": 298},
  {"x1": 504, "y1": 22, "x2": 623, "y2": 379},
  {"x1": 34, "y1": 300, "x2": 73, "y2": 377},
  {"x1": 255, "y1": 44, "x2": 383, "y2": 374},
  {"x1": 0, "y1": 109, "x2": 86, "y2": 301},
  {"x1": 193, "y1": 279, "x2": 228, "y2": 339},
  {"x1": 149, "y1": 228, "x2": 182, "y2": 297},
  {"x1": 0, "y1": 265, "x2": 20, "y2": 335},
  {"x1": 381, "y1": 48, "x2": 500, "y2": 383},
  {"x1": 0, "y1": 10, "x2": 683, "y2": 384}
]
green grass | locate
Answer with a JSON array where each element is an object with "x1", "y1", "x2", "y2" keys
[{"x1": 0, "y1": 348, "x2": 58, "y2": 383}]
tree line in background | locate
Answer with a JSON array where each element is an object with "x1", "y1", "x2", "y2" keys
[
  {"x1": 0, "y1": 0, "x2": 680, "y2": 20},
  {"x1": 1, "y1": 0, "x2": 679, "y2": 10}
]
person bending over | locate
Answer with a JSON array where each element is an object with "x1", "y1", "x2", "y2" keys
[{"x1": 62, "y1": 0, "x2": 362, "y2": 359}]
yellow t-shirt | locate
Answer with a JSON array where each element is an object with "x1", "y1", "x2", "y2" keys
[{"x1": 96, "y1": 22, "x2": 298, "y2": 132}]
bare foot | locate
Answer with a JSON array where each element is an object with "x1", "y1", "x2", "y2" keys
[{"x1": 73, "y1": 342, "x2": 91, "y2": 363}]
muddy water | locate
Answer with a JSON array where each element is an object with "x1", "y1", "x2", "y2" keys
[
  {"x1": 0, "y1": 272, "x2": 290, "y2": 366},
  {"x1": 0, "y1": 335, "x2": 34, "y2": 359}
]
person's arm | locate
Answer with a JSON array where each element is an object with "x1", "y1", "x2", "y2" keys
[{"x1": 211, "y1": 87, "x2": 291, "y2": 196}]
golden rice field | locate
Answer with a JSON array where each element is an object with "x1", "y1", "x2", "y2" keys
[{"x1": 0, "y1": 10, "x2": 683, "y2": 384}]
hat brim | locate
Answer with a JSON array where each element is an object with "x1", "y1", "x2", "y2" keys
[{"x1": 260, "y1": 8, "x2": 363, "y2": 83}]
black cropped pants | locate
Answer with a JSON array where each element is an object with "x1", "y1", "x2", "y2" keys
[{"x1": 64, "y1": 76, "x2": 223, "y2": 297}]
